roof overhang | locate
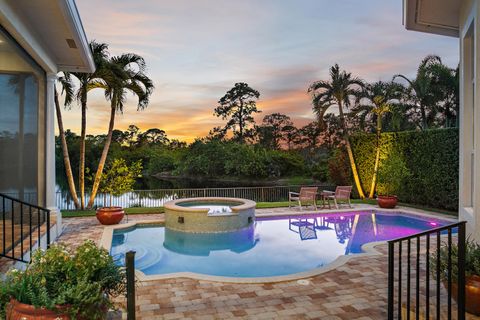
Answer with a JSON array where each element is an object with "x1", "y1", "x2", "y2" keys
[
  {"x1": 403, "y1": 0, "x2": 460, "y2": 38},
  {"x1": 0, "y1": 0, "x2": 95, "y2": 73}
]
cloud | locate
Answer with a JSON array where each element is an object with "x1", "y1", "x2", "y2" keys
[{"x1": 64, "y1": 0, "x2": 458, "y2": 142}]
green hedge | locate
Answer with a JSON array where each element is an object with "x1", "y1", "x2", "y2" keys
[{"x1": 350, "y1": 128, "x2": 459, "y2": 211}]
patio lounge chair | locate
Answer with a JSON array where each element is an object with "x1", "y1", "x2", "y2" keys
[
  {"x1": 288, "y1": 187, "x2": 318, "y2": 210},
  {"x1": 322, "y1": 186, "x2": 352, "y2": 209}
]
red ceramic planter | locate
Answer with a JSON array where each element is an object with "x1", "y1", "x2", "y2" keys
[
  {"x1": 6, "y1": 299, "x2": 70, "y2": 320},
  {"x1": 450, "y1": 275, "x2": 480, "y2": 316},
  {"x1": 96, "y1": 206, "x2": 124, "y2": 225},
  {"x1": 377, "y1": 195, "x2": 398, "y2": 209}
]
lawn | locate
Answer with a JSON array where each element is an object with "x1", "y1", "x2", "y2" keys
[{"x1": 62, "y1": 198, "x2": 456, "y2": 218}]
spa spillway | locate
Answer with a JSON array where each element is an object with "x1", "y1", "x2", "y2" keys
[{"x1": 164, "y1": 197, "x2": 256, "y2": 233}]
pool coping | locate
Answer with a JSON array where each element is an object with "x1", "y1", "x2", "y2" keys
[{"x1": 100, "y1": 205, "x2": 459, "y2": 284}]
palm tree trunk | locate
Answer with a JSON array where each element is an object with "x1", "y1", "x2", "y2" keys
[
  {"x1": 344, "y1": 137, "x2": 366, "y2": 199},
  {"x1": 87, "y1": 103, "x2": 116, "y2": 208},
  {"x1": 54, "y1": 86, "x2": 80, "y2": 209},
  {"x1": 420, "y1": 104, "x2": 428, "y2": 130},
  {"x1": 338, "y1": 100, "x2": 365, "y2": 199},
  {"x1": 368, "y1": 117, "x2": 382, "y2": 199},
  {"x1": 79, "y1": 86, "x2": 87, "y2": 209}
]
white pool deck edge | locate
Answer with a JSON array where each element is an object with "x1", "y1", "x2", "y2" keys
[{"x1": 99, "y1": 204, "x2": 459, "y2": 284}]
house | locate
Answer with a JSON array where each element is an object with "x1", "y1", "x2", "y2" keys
[
  {"x1": 403, "y1": 0, "x2": 478, "y2": 240},
  {"x1": 0, "y1": 0, "x2": 94, "y2": 241}
]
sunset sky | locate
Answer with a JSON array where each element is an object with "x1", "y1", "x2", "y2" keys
[{"x1": 61, "y1": 0, "x2": 459, "y2": 142}]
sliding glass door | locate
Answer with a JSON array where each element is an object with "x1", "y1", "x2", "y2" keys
[{"x1": 0, "y1": 27, "x2": 45, "y2": 206}]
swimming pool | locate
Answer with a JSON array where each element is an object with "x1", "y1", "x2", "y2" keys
[{"x1": 110, "y1": 211, "x2": 453, "y2": 279}]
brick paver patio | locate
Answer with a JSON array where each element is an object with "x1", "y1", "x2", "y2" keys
[
  {"x1": 56, "y1": 208, "x2": 479, "y2": 320},
  {"x1": 2, "y1": 207, "x2": 479, "y2": 319}
]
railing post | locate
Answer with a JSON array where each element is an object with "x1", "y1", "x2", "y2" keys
[
  {"x1": 457, "y1": 222, "x2": 466, "y2": 320},
  {"x1": 46, "y1": 209, "x2": 51, "y2": 248},
  {"x1": 387, "y1": 241, "x2": 394, "y2": 320},
  {"x1": 126, "y1": 251, "x2": 136, "y2": 320}
]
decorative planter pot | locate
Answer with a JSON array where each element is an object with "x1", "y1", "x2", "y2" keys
[
  {"x1": 377, "y1": 195, "x2": 398, "y2": 209},
  {"x1": 450, "y1": 275, "x2": 480, "y2": 316},
  {"x1": 6, "y1": 299, "x2": 70, "y2": 320},
  {"x1": 96, "y1": 206, "x2": 124, "y2": 225}
]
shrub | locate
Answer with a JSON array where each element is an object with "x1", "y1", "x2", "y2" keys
[
  {"x1": 178, "y1": 140, "x2": 306, "y2": 179},
  {"x1": 350, "y1": 128, "x2": 459, "y2": 210},
  {"x1": 0, "y1": 241, "x2": 126, "y2": 319},
  {"x1": 376, "y1": 150, "x2": 411, "y2": 196},
  {"x1": 99, "y1": 158, "x2": 143, "y2": 206}
]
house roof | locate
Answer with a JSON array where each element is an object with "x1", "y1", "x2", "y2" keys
[
  {"x1": 0, "y1": 0, "x2": 95, "y2": 73},
  {"x1": 403, "y1": 0, "x2": 460, "y2": 38}
]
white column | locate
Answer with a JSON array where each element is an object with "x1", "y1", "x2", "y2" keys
[{"x1": 45, "y1": 73, "x2": 62, "y2": 237}]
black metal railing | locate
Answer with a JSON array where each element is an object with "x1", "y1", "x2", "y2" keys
[
  {"x1": 0, "y1": 192, "x2": 51, "y2": 263},
  {"x1": 126, "y1": 250, "x2": 136, "y2": 320},
  {"x1": 387, "y1": 221, "x2": 466, "y2": 320}
]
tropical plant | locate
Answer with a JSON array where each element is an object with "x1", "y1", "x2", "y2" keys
[
  {"x1": 54, "y1": 73, "x2": 81, "y2": 208},
  {"x1": 87, "y1": 53, "x2": 154, "y2": 208},
  {"x1": 308, "y1": 64, "x2": 366, "y2": 198},
  {"x1": 353, "y1": 81, "x2": 402, "y2": 198},
  {"x1": 0, "y1": 241, "x2": 126, "y2": 319},
  {"x1": 71, "y1": 41, "x2": 112, "y2": 209},
  {"x1": 394, "y1": 55, "x2": 457, "y2": 130},
  {"x1": 213, "y1": 82, "x2": 261, "y2": 143},
  {"x1": 430, "y1": 238, "x2": 480, "y2": 281},
  {"x1": 98, "y1": 158, "x2": 142, "y2": 207}
]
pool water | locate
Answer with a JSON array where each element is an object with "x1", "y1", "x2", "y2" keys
[{"x1": 110, "y1": 211, "x2": 451, "y2": 278}]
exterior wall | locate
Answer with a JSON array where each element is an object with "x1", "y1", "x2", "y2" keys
[{"x1": 459, "y1": 0, "x2": 480, "y2": 240}]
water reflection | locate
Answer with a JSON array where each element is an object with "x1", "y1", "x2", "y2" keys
[
  {"x1": 288, "y1": 215, "x2": 354, "y2": 244},
  {"x1": 163, "y1": 227, "x2": 258, "y2": 256}
]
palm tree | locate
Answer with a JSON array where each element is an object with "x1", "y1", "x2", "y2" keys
[
  {"x1": 54, "y1": 73, "x2": 80, "y2": 208},
  {"x1": 393, "y1": 55, "x2": 444, "y2": 130},
  {"x1": 71, "y1": 41, "x2": 111, "y2": 209},
  {"x1": 308, "y1": 64, "x2": 366, "y2": 198},
  {"x1": 353, "y1": 81, "x2": 402, "y2": 198},
  {"x1": 87, "y1": 53, "x2": 154, "y2": 208}
]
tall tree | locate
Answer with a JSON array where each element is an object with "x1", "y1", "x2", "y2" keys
[
  {"x1": 137, "y1": 128, "x2": 169, "y2": 146},
  {"x1": 428, "y1": 64, "x2": 459, "y2": 127},
  {"x1": 299, "y1": 122, "x2": 320, "y2": 150},
  {"x1": 282, "y1": 125, "x2": 299, "y2": 150},
  {"x1": 308, "y1": 64, "x2": 366, "y2": 198},
  {"x1": 54, "y1": 73, "x2": 80, "y2": 208},
  {"x1": 394, "y1": 55, "x2": 447, "y2": 130},
  {"x1": 353, "y1": 81, "x2": 402, "y2": 198},
  {"x1": 214, "y1": 82, "x2": 260, "y2": 143},
  {"x1": 257, "y1": 113, "x2": 293, "y2": 149},
  {"x1": 87, "y1": 54, "x2": 154, "y2": 209},
  {"x1": 71, "y1": 41, "x2": 111, "y2": 209}
]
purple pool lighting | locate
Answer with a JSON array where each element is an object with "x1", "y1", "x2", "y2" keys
[{"x1": 111, "y1": 210, "x2": 454, "y2": 278}]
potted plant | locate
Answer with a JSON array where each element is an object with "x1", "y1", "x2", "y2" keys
[
  {"x1": 96, "y1": 158, "x2": 142, "y2": 225},
  {"x1": 0, "y1": 240, "x2": 126, "y2": 319},
  {"x1": 430, "y1": 239, "x2": 480, "y2": 315},
  {"x1": 376, "y1": 150, "x2": 410, "y2": 209}
]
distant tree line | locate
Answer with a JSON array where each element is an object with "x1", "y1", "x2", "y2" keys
[{"x1": 56, "y1": 53, "x2": 458, "y2": 206}]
